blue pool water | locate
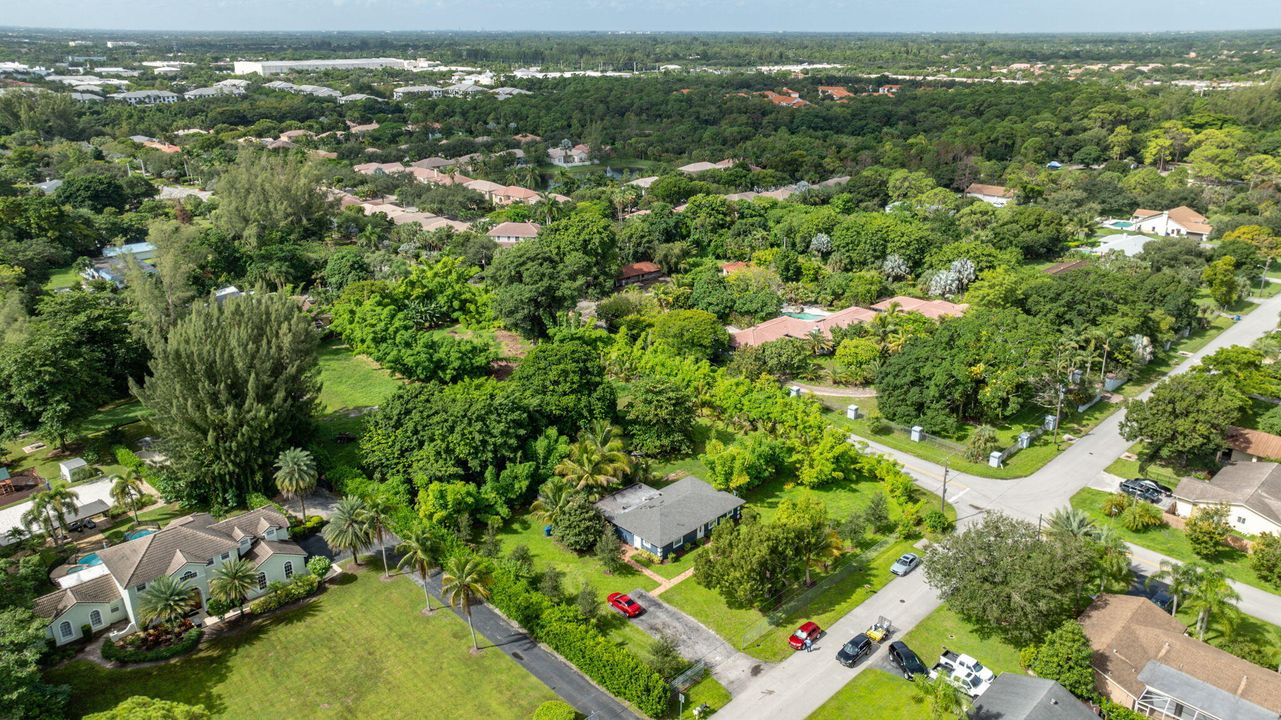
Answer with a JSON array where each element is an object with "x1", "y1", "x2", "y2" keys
[
  {"x1": 783, "y1": 312, "x2": 825, "y2": 321},
  {"x1": 1110, "y1": 220, "x2": 1135, "y2": 229},
  {"x1": 77, "y1": 552, "x2": 103, "y2": 566},
  {"x1": 124, "y1": 529, "x2": 156, "y2": 541}
]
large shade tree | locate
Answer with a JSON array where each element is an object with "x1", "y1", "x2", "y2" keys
[{"x1": 134, "y1": 293, "x2": 319, "y2": 507}]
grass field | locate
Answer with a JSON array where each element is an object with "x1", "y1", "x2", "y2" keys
[
  {"x1": 652, "y1": 422, "x2": 740, "y2": 482},
  {"x1": 47, "y1": 569, "x2": 557, "y2": 720},
  {"x1": 43, "y1": 265, "x2": 82, "y2": 291},
  {"x1": 316, "y1": 341, "x2": 404, "y2": 414},
  {"x1": 810, "y1": 606, "x2": 1025, "y2": 720},
  {"x1": 1071, "y1": 488, "x2": 1272, "y2": 592}
]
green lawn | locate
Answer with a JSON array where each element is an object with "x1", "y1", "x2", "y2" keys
[
  {"x1": 662, "y1": 537, "x2": 920, "y2": 662},
  {"x1": 316, "y1": 341, "x2": 404, "y2": 414},
  {"x1": 678, "y1": 675, "x2": 731, "y2": 718},
  {"x1": 497, "y1": 512, "x2": 659, "y2": 656},
  {"x1": 43, "y1": 265, "x2": 82, "y2": 291},
  {"x1": 811, "y1": 606, "x2": 1025, "y2": 720},
  {"x1": 47, "y1": 570, "x2": 557, "y2": 720},
  {"x1": 820, "y1": 395, "x2": 1117, "y2": 480},
  {"x1": 101, "y1": 503, "x2": 187, "y2": 543},
  {"x1": 1173, "y1": 603, "x2": 1281, "y2": 668},
  {"x1": 1071, "y1": 488, "x2": 1273, "y2": 593},
  {"x1": 652, "y1": 422, "x2": 740, "y2": 482}
]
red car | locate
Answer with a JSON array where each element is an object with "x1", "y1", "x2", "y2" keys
[
  {"x1": 788, "y1": 621, "x2": 822, "y2": 650},
  {"x1": 608, "y1": 592, "x2": 644, "y2": 618}
]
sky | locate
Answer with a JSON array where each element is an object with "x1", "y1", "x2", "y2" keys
[{"x1": 6, "y1": 0, "x2": 1281, "y2": 33}]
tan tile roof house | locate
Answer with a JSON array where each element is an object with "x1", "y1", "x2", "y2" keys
[
  {"x1": 1173, "y1": 460, "x2": 1281, "y2": 535},
  {"x1": 1130, "y1": 206, "x2": 1213, "y2": 239},
  {"x1": 1225, "y1": 426, "x2": 1281, "y2": 462},
  {"x1": 964, "y1": 182, "x2": 1016, "y2": 207},
  {"x1": 1080, "y1": 594, "x2": 1281, "y2": 720},
  {"x1": 487, "y1": 221, "x2": 541, "y2": 246},
  {"x1": 871, "y1": 295, "x2": 969, "y2": 320},
  {"x1": 34, "y1": 507, "x2": 305, "y2": 646}
]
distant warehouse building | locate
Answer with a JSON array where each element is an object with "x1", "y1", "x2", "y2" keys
[{"x1": 233, "y1": 58, "x2": 407, "y2": 76}]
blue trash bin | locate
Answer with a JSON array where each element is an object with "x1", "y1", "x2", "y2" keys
[{"x1": 544, "y1": 525, "x2": 553, "y2": 537}]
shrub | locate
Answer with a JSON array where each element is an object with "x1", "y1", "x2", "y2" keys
[
  {"x1": 1023, "y1": 621, "x2": 1096, "y2": 699},
  {"x1": 555, "y1": 497, "x2": 606, "y2": 554},
  {"x1": 922, "y1": 509, "x2": 953, "y2": 535},
  {"x1": 1119, "y1": 499, "x2": 1165, "y2": 532},
  {"x1": 963, "y1": 425, "x2": 1000, "y2": 462},
  {"x1": 113, "y1": 447, "x2": 145, "y2": 471},
  {"x1": 532, "y1": 700, "x2": 577, "y2": 720},
  {"x1": 1101, "y1": 492, "x2": 1130, "y2": 517},
  {"x1": 538, "y1": 606, "x2": 670, "y2": 718},
  {"x1": 1186, "y1": 504, "x2": 1231, "y2": 558},
  {"x1": 1250, "y1": 532, "x2": 1281, "y2": 587},
  {"x1": 307, "y1": 556, "x2": 332, "y2": 578},
  {"x1": 1100, "y1": 700, "x2": 1148, "y2": 720},
  {"x1": 248, "y1": 574, "x2": 319, "y2": 614},
  {"x1": 80, "y1": 624, "x2": 93, "y2": 641},
  {"x1": 289, "y1": 515, "x2": 326, "y2": 539},
  {"x1": 204, "y1": 597, "x2": 232, "y2": 617},
  {"x1": 886, "y1": 474, "x2": 915, "y2": 505},
  {"x1": 102, "y1": 628, "x2": 202, "y2": 663},
  {"x1": 245, "y1": 492, "x2": 284, "y2": 513}
]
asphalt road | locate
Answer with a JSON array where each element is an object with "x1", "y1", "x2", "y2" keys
[{"x1": 717, "y1": 291, "x2": 1281, "y2": 719}]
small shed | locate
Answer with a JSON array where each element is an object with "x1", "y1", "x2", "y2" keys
[{"x1": 58, "y1": 458, "x2": 89, "y2": 483}]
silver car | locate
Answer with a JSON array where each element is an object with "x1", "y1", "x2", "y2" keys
[{"x1": 890, "y1": 553, "x2": 920, "y2": 576}]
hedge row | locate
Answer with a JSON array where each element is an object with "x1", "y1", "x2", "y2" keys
[
  {"x1": 490, "y1": 566, "x2": 669, "y2": 718},
  {"x1": 248, "y1": 574, "x2": 320, "y2": 614},
  {"x1": 102, "y1": 628, "x2": 203, "y2": 664}
]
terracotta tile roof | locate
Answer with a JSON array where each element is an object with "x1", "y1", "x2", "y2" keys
[
  {"x1": 493, "y1": 186, "x2": 540, "y2": 201},
  {"x1": 487, "y1": 221, "x2": 541, "y2": 239},
  {"x1": 1174, "y1": 460, "x2": 1281, "y2": 527},
  {"x1": 817, "y1": 85, "x2": 853, "y2": 98},
  {"x1": 1168, "y1": 205, "x2": 1212, "y2": 235},
  {"x1": 965, "y1": 182, "x2": 1015, "y2": 199},
  {"x1": 720, "y1": 261, "x2": 752, "y2": 274},
  {"x1": 731, "y1": 316, "x2": 818, "y2": 347},
  {"x1": 33, "y1": 574, "x2": 121, "y2": 619},
  {"x1": 463, "y1": 179, "x2": 506, "y2": 194},
  {"x1": 1226, "y1": 426, "x2": 1281, "y2": 461},
  {"x1": 1132, "y1": 208, "x2": 1163, "y2": 219},
  {"x1": 815, "y1": 306, "x2": 878, "y2": 333},
  {"x1": 871, "y1": 296, "x2": 968, "y2": 319},
  {"x1": 1080, "y1": 594, "x2": 1281, "y2": 716},
  {"x1": 618, "y1": 261, "x2": 662, "y2": 280}
]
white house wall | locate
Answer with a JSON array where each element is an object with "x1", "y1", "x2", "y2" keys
[
  {"x1": 46, "y1": 599, "x2": 128, "y2": 646},
  {"x1": 1175, "y1": 499, "x2": 1280, "y2": 535}
]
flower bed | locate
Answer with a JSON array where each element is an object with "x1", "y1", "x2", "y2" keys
[{"x1": 103, "y1": 625, "x2": 203, "y2": 664}]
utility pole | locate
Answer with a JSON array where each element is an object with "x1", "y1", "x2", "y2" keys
[
  {"x1": 1261, "y1": 255, "x2": 1273, "y2": 297},
  {"x1": 940, "y1": 458, "x2": 949, "y2": 515}
]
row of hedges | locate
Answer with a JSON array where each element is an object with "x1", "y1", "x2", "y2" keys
[
  {"x1": 490, "y1": 566, "x2": 669, "y2": 718},
  {"x1": 289, "y1": 514, "x2": 326, "y2": 539},
  {"x1": 248, "y1": 573, "x2": 320, "y2": 614},
  {"x1": 102, "y1": 628, "x2": 202, "y2": 664}
]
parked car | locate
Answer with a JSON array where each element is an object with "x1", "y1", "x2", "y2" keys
[
  {"x1": 889, "y1": 553, "x2": 920, "y2": 576},
  {"x1": 835, "y1": 633, "x2": 873, "y2": 667},
  {"x1": 1134, "y1": 478, "x2": 1173, "y2": 497},
  {"x1": 938, "y1": 648, "x2": 995, "y2": 683},
  {"x1": 607, "y1": 592, "x2": 644, "y2": 618},
  {"x1": 68, "y1": 519, "x2": 96, "y2": 532},
  {"x1": 788, "y1": 621, "x2": 822, "y2": 650},
  {"x1": 1119, "y1": 479, "x2": 1164, "y2": 504},
  {"x1": 930, "y1": 664, "x2": 992, "y2": 698},
  {"x1": 888, "y1": 641, "x2": 928, "y2": 679}
]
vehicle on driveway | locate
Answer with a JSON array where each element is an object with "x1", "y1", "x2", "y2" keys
[
  {"x1": 888, "y1": 641, "x2": 928, "y2": 679},
  {"x1": 1119, "y1": 479, "x2": 1164, "y2": 504},
  {"x1": 938, "y1": 648, "x2": 995, "y2": 683},
  {"x1": 865, "y1": 616, "x2": 893, "y2": 643},
  {"x1": 889, "y1": 553, "x2": 920, "y2": 576},
  {"x1": 607, "y1": 592, "x2": 644, "y2": 618},
  {"x1": 1134, "y1": 478, "x2": 1173, "y2": 497},
  {"x1": 835, "y1": 633, "x2": 873, "y2": 667},
  {"x1": 788, "y1": 621, "x2": 822, "y2": 650},
  {"x1": 929, "y1": 664, "x2": 992, "y2": 698},
  {"x1": 68, "y1": 519, "x2": 96, "y2": 532}
]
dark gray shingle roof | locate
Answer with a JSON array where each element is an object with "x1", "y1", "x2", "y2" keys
[
  {"x1": 969, "y1": 674, "x2": 1096, "y2": 720},
  {"x1": 595, "y1": 477, "x2": 744, "y2": 548}
]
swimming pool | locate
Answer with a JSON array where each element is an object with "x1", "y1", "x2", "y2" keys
[
  {"x1": 77, "y1": 552, "x2": 103, "y2": 566},
  {"x1": 124, "y1": 529, "x2": 156, "y2": 541},
  {"x1": 784, "y1": 312, "x2": 826, "y2": 321}
]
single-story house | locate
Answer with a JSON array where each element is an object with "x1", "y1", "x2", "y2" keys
[
  {"x1": 871, "y1": 296, "x2": 969, "y2": 320},
  {"x1": 678, "y1": 159, "x2": 735, "y2": 174},
  {"x1": 964, "y1": 182, "x2": 1015, "y2": 207},
  {"x1": 548, "y1": 144, "x2": 591, "y2": 167},
  {"x1": 34, "y1": 507, "x2": 305, "y2": 646},
  {"x1": 720, "y1": 261, "x2": 752, "y2": 275},
  {"x1": 628, "y1": 176, "x2": 659, "y2": 190},
  {"x1": 968, "y1": 674, "x2": 1096, "y2": 720},
  {"x1": 487, "y1": 221, "x2": 541, "y2": 246},
  {"x1": 1080, "y1": 594, "x2": 1281, "y2": 720},
  {"x1": 1224, "y1": 426, "x2": 1281, "y2": 462},
  {"x1": 616, "y1": 261, "x2": 663, "y2": 288},
  {"x1": 1173, "y1": 461, "x2": 1281, "y2": 535},
  {"x1": 595, "y1": 477, "x2": 744, "y2": 559},
  {"x1": 1130, "y1": 206, "x2": 1212, "y2": 240},
  {"x1": 102, "y1": 242, "x2": 158, "y2": 263}
]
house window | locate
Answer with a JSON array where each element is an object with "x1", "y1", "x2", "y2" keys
[
  {"x1": 221, "y1": 552, "x2": 230, "y2": 560},
  {"x1": 109, "y1": 604, "x2": 119, "y2": 614},
  {"x1": 135, "y1": 583, "x2": 146, "y2": 592},
  {"x1": 59, "y1": 621, "x2": 72, "y2": 639},
  {"x1": 180, "y1": 571, "x2": 197, "y2": 583},
  {"x1": 89, "y1": 610, "x2": 102, "y2": 627},
  {"x1": 1237, "y1": 516, "x2": 1247, "y2": 525},
  {"x1": 284, "y1": 561, "x2": 294, "y2": 579},
  {"x1": 206, "y1": 558, "x2": 214, "y2": 566},
  {"x1": 256, "y1": 572, "x2": 267, "y2": 590}
]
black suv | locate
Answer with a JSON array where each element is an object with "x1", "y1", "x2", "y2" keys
[
  {"x1": 1119, "y1": 479, "x2": 1164, "y2": 504},
  {"x1": 888, "y1": 641, "x2": 928, "y2": 679},
  {"x1": 1134, "y1": 478, "x2": 1173, "y2": 497},
  {"x1": 836, "y1": 634, "x2": 873, "y2": 668}
]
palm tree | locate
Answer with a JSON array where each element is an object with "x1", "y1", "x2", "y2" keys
[
  {"x1": 912, "y1": 672, "x2": 965, "y2": 720},
  {"x1": 441, "y1": 555, "x2": 493, "y2": 651},
  {"x1": 210, "y1": 558, "x2": 257, "y2": 619},
  {"x1": 322, "y1": 495, "x2": 372, "y2": 566},
  {"x1": 1045, "y1": 508, "x2": 1097, "y2": 541},
  {"x1": 24, "y1": 482, "x2": 80, "y2": 544},
  {"x1": 366, "y1": 495, "x2": 393, "y2": 577},
  {"x1": 797, "y1": 527, "x2": 845, "y2": 586},
  {"x1": 1150, "y1": 559, "x2": 1203, "y2": 616},
  {"x1": 1091, "y1": 527, "x2": 1133, "y2": 594},
  {"x1": 555, "y1": 440, "x2": 631, "y2": 498},
  {"x1": 140, "y1": 575, "x2": 193, "y2": 630},
  {"x1": 531, "y1": 477, "x2": 576, "y2": 528},
  {"x1": 869, "y1": 302, "x2": 904, "y2": 357},
  {"x1": 274, "y1": 448, "x2": 318, "y2": 519},
  {"x1": 1185, "y1": 566, "x2": 1240, "y2": 640},
  {"x1": 111, "y1": 471, "x2": 147, "y2": 525},
  {"x1": 396, "y1": 524, "x2": 440, "y2": 612}
]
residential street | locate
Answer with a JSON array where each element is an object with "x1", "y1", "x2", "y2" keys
[{"x1": 719, "y1": 291, "x2": 1281, "y2": 719}]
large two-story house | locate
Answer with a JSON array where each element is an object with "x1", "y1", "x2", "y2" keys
[{"x1": 35, "y1": 507, "x2": 306, "y2": 646}]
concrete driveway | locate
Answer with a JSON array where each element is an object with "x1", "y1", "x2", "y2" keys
[{"x1": 628, "y1": 589, "x2": 767, "y2": 696}]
